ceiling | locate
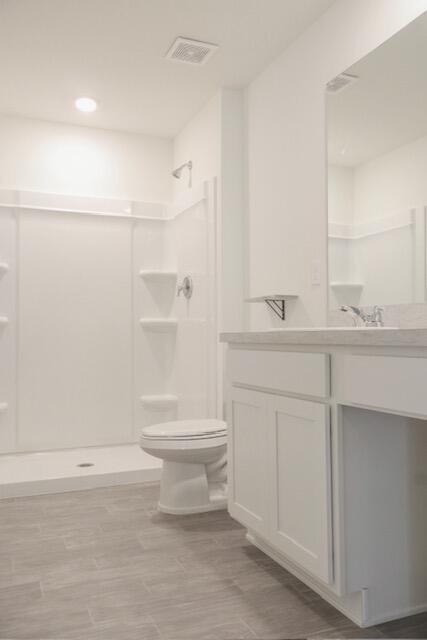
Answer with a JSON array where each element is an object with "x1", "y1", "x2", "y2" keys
[
  {"x1": 328, "y1": 10, "x2": 427, "y2": 167},
  {"x1": 0, "y1": 0, "x2": 334, "y2": 138}
]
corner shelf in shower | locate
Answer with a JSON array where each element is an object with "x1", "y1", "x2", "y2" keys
[
  {"x1": 0, "y1": 263, "x2": 9, "y2": 277},
  {"x1": 140, "y1": 394, "x2": 178, "y2": 411},
  {"x1": 0, "y1": 402, "x2": 8, "y2": 413},
  {"x1": 0, "y1": 316, "x2": 9, "y2": 327},
  {"x1": 139, "y1": 270, "x2": 177, "y2": 282},
  {"x1": 139, "y1": 318, "x2": 178, "y2": 332}
]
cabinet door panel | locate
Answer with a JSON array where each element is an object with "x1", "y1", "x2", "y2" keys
[
  {"x1": 228, "y1": 387, "x2": 269, "y2": 535},
  {"x1": 268, "y1": 395, "x2": 333, "y2": 583}
]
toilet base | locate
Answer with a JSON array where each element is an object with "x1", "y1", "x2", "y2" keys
[
  {"x1": 158, "y1": 497, "x2": 227, "y2": 515},
  {"x1": 158, "y1": 460, "x2": 227, "y2": 515}
]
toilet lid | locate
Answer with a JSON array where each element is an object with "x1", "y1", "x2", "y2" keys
[{"x1": 141, "y1": 419, "x2": 227, "y2": 440}]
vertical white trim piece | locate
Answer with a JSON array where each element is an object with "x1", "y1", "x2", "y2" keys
[
  {"x1": 331, "y1": 402, "x2": 347, "y2": 597},
  {"x1": 15, "y1": 209, "x2": 20, "y2": 451},
  {"x1": 424, "y1": 205, "x2": 427, "y2": 303},
  {"x1": 214, "y1": 175, "x2": 222, "y2": 419},
  {"x1": 130, "y1": 220, "x2": 136, "y2": 441},
  {"x1": 206, "y1": 178, "x2": 218, "y2": 418},
  {"x1": 361, "y1": 588, "x2": 369, "y2": 627},
  {"x1": 413, "y1": 207, "x2": 426, "y2": 303}
]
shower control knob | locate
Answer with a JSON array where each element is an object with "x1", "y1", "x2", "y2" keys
[{"x1": 177, "y1": 275, "x2": 193, "y2": 299}]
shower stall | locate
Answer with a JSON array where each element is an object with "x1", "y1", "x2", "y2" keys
[{"x1": 0, "y1": 180, "x2": 218, "y2": 497}]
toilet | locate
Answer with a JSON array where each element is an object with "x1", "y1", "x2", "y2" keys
[{"x1": 140, "y1": 419, "x2": 227, "y2": 515}]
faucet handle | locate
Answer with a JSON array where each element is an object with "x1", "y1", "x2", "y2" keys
[{"x1": 372, "y1": 305, "x2": 384, "y2": 326}]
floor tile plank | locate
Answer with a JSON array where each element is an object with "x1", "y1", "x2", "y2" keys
[{"x1": 0, "y1": 482, "x2": 424, "y2": 640}]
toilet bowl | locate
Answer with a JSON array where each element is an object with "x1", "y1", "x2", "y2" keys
[{"x1": 139, "y1": 419, "x2": 227, "y2": 515}]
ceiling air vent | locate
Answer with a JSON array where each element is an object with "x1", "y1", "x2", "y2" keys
[
  {"x1": 165, "y1": 37, "x2": 218, "y2": 65},
  {"x1": 326, "y1": 72, "x2": 359, "y2": 93}
]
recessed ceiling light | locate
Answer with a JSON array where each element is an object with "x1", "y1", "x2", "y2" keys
[{"x1": 75, "y1": 97, "x2": 97, "y2": 113}]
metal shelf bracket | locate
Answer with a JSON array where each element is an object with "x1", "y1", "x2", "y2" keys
[
  {"x1": 245, "y1": 294, "x2": 298, "y2": 321},
  {"x1": 265, "y1": 298, "x2": 286, "y2": 320}
]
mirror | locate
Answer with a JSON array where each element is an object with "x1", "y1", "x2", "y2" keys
[{"x1": 327, "y1": 12, "x2": 427, "y2": 309}]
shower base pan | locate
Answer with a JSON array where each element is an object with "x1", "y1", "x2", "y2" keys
[{"x1": 0, "y1": 444, "x2": 162, "y2": 499}]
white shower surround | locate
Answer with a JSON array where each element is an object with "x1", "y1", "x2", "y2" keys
[{"x1": 0, "y1": 182, "x2": 218, "y2": 496}]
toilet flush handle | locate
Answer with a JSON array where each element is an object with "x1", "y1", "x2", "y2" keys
[{"x1": 177, "y1": 275, "x2": 193, "y2": 300}]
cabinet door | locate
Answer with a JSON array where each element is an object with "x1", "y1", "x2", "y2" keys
[
  {"x1": 228, "y1": 387, "x2": 270, "y2": 535},
  {"x1": 268, "y1": 395, "x2": 333, "y2": 584}
]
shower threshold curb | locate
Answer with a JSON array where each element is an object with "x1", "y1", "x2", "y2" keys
[{"x1": 0, "y1": 466, "x2": 161, "y2": 499}]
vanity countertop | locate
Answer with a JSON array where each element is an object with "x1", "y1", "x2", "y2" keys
[{"x1": 220, "y1": 327, "x2": 427, "y2": 347}]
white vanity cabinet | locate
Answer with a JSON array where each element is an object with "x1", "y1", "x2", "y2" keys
[
  {"x1": 223, "y1": 332, "x2": 427, "y2": 629},
  {"x1": 227, "y1": 348, "x2": 333, "y2": 584}
]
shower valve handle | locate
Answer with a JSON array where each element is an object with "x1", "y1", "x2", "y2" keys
[{"x1": 177, "y1": 275, "x2": 193, "y2": 300}]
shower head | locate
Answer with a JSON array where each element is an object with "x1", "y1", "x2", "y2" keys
[{"x1": 172, "y1": 160, "x2": 193, "y2": 186}]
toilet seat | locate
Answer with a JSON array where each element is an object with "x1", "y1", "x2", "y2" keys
[{"x1": 141, "y1": 419, "x2": 227, "y2": 441}]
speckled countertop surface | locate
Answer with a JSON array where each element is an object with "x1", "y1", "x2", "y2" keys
[{"x1": 220, "y1": 327, "x2": 427, "y2": 347}]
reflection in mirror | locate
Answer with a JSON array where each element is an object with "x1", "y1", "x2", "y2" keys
[{"x1": 327, "y1": 12, "x2": 427, "y2": 309}]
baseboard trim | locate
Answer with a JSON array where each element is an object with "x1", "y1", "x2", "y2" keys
[
  {"x1": 247, "y1": 532, "x2": 427, "y2": 629},
  {"x1": 364, "y1": 602, "x2": 427, "y2": 628},
  {"x1": 246, "y1": 532, "x2": 365, "y2": 628}
]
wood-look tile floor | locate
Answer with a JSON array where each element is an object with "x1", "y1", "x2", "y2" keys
[{"x1": 1, "y1": 483, "x2": 427, "y2": 640}]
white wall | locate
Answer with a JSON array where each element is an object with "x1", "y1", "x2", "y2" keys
[
  {"x1": 352, "y1": 133, "x2": 427, "y2": 306},
  {"x1": 328, "y1": 165, "x2": 354, "y2": 225},
  {"x1": 173, "y1": 89, "x2": 245, "y2": 332},
  {"x1": 245, "y1": 0, "x2": 427, "y2": 328},
  {"x1": 173, "y1": 94, "x2": 221, "y2": 198},
  {"x1": 353, "y1": 132, "x2": 427, "y2": 221},
  {"x1": 0, "y1": 114, "x2": 173, "y2": 203},
  {"x1": 17, "y1": 212, "x2": 133, "y2": 452},
  {"x1": 221, "y1": 90, "x2": 246, "y2": 332},
  {"x1": 328, "y1": 131, "x2": 427, "y2": 307}
]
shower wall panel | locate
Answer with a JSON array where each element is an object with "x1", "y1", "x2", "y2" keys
[
  {"x1": 133, "y1": 219, "x2": 177, "y2": 436},
  {"x1": 1, "y1": 181, "x2": 217, "y2": 453},
  {"x1": 173, "y1": 189, "x2": 217, "y2": 420},
  {"x1": 18, "y1": 212, "x2": 133, "y2": 451},
  {"x1": 135, "y1": 180, "x2": 217, "y2": 433}
]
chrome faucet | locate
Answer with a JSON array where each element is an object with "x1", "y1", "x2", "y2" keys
[{"x1": 340, "y1": 305, "x2": 384, "y2": 327}]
